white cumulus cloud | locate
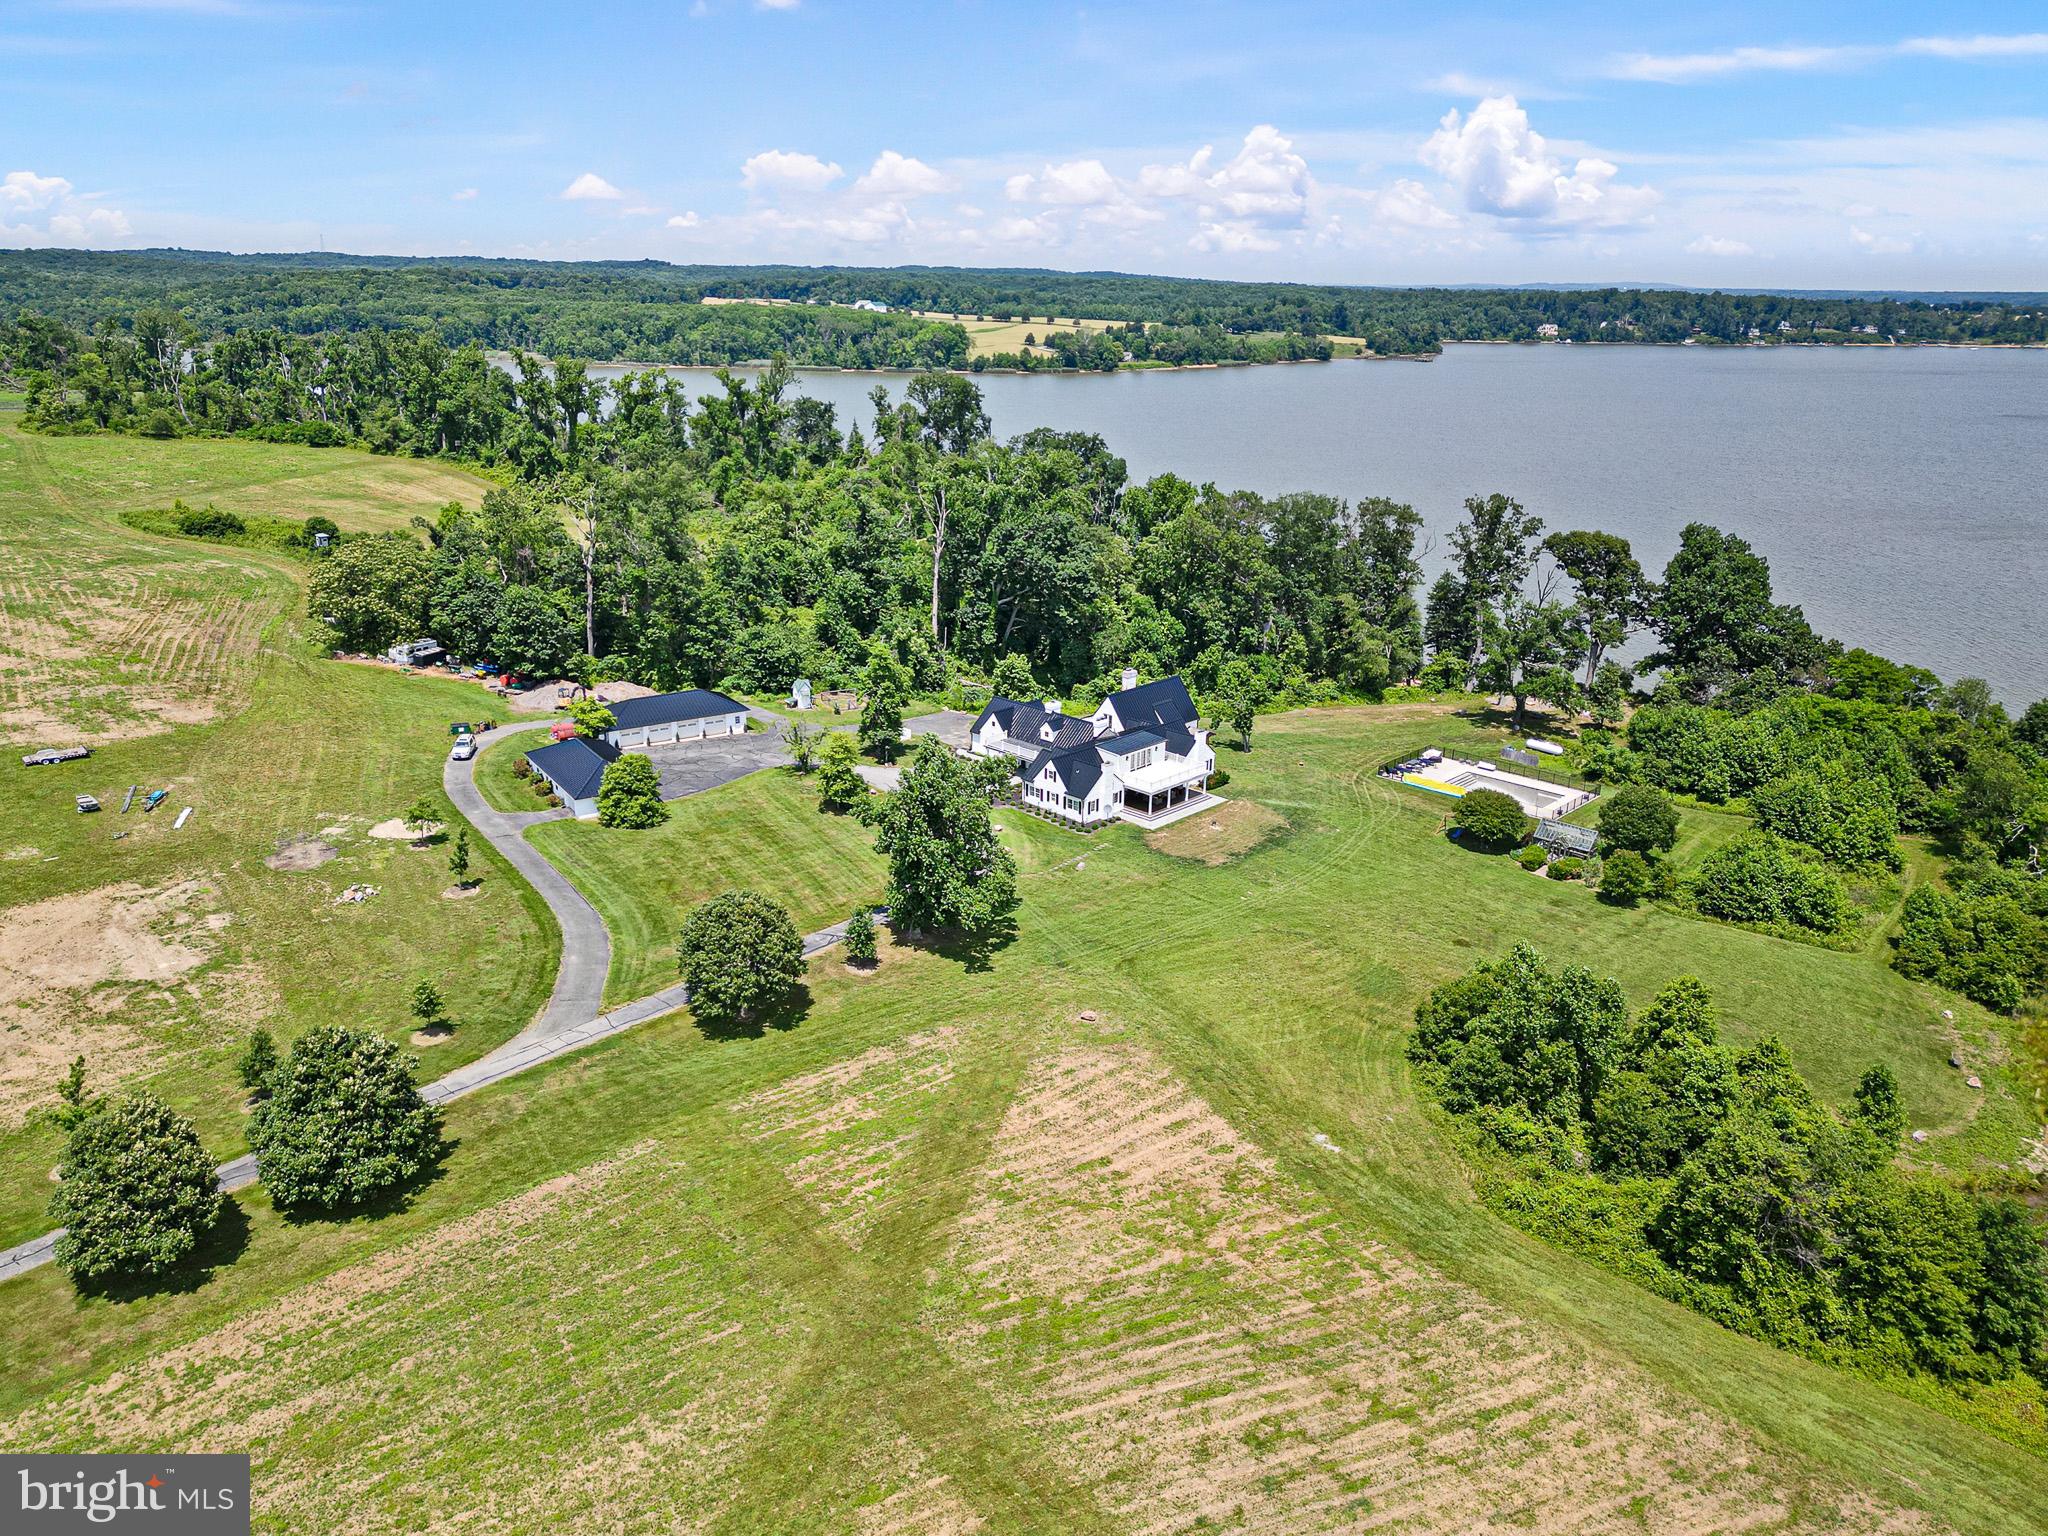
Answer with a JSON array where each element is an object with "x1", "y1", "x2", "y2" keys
[
  {"x1": 561, "y1": 172, "x2": 624, "y2": 201},
  {"x1": 1420, "y1": 96, "x2": 1657, "y2": 225},
  {"x1": 853, "y1": 151, "x2": 953, "y2": 198},
  {"x1": 1686, "y1": 234, "x2": 1754, "y2": 256},
  {"x1": 1005, "y1": 158, "x2": 1122, "y2": 206},
  {"x1": 1850, "y1": 225, "x2": 1914, "y2": 255},
  {"x1": 666, "y1": 211, "x2": 701, "y2": 228},
  {"x1": 741, "y1": 149, "x2": 842, "y2": 192},
  {"x1": 1, "y1": 170, "x2": 73, "y2": 210}
]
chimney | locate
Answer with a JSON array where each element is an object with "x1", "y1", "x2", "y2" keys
[
  {"x1": 1044, "y1": 699, "x2": 1062, "y2": 715},
  {"x1": 1120, "y1": 667, "x2": 1138, "y2": 691}
]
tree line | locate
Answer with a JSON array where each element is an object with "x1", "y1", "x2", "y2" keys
[{"x1": 6, "y1": 251, "x2": 2044, "y2": 378}]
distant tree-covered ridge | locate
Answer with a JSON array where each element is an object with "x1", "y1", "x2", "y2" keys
[{"x1": 2, "y1": 250, "x2": 2043, "y2": 374}]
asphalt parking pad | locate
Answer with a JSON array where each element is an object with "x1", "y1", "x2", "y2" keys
[
  {"x1": 902, "y1": 710, "x2": 976, "y2": 752},
  {"x1": 645, "y1": 727, "x2": 792, "y2": 801}
]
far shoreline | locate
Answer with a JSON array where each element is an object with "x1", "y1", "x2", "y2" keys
[{"x1": 491, "y1": 335, "x2": 2046, "y2": 380}]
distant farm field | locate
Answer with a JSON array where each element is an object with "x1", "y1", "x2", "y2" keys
[{"x1": 0, "y1": 424, "x2": 555, "y2": 1245}]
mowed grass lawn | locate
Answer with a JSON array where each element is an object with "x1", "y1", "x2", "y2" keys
[
  {"x1": 529, "y1": 768, "x2": 888, "y2": 1003},
  {"x1": 0, "y1": 701, "x2": 2040, "y2": 1532},
  {"x1": 0, "y1": 424, "x2": 555, "y2": 1246}
]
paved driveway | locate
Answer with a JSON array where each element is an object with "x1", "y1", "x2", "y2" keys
[
  {"x1": 646, "y1": 714, "x2": 791, "y2": 799},
  {"x1": 903, "y1": 710, "x2": 976, "y2": 751}
]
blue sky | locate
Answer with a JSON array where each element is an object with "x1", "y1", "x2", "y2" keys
[{"x1": 4, "y1": 1, "x2": 2046, "y2": 287}]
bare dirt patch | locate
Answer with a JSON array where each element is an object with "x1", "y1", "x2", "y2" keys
[
  {"x1": 264, "y1": 837, "x2": 337, "y2": 872},
  {"x1": 440, "y1": 883, "x2": 481, "y2": 900},
  {"x1": 1145, "y1": 797, "x2": 1287, "y2": 864},
  {"x1": 934, "y1": 1044, "x2": 1944, "y2": 1536},
  {"x1": 366, "y1": 818, "x2": 436, "y2": 841},
  {"x1": 0, "y1": 880, "x2": 218, "y2": 1127}
]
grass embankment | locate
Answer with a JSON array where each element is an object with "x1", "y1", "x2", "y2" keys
[
  {"x1": 2, "y1": 703, "x2": 2036, "y2": 1530},
  {"x1": 471, "y1": 729, "x2": 554, "y2": 814},
  {"x1": 0, "y1": 424, "x2": 556, "y2": 1246},
  {"x1": 529, "y1": 770, "x2": 888, "y2": 1003}
]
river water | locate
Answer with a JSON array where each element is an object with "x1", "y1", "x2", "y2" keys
[{"x1": 584, "y1": 346, "x2": 2048, "y2": 704}]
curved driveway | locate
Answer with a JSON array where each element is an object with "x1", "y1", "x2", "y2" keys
[
  {"x1": 0, "y1": 709, "x2": 856, "y2": 1285},
  {"x1": 445, "y1": 722, "x2": 608, "y2": 1041}
]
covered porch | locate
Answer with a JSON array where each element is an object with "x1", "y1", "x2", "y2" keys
[{"x1": 1117, "y1": 780, "x2": 1217, "y2": 827}]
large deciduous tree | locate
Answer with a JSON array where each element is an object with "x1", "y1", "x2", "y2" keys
[
  {"x1": 677, "y1": 890, "x2": 805, "y2": 1027},
  {"x1": 248, "y1": 1025, "x2": 442, "y2": 1213},
  {"x1": 872, "y1": 737, "x2": 1018, "y2": 937},
  {"x1": 50, "y1": 1093, "x2": 224, "y2": 1284}
]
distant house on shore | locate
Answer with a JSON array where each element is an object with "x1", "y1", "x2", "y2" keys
[
  {"x1": 970, "y1": 670, "x2": 1218, "y2": 828},
  {"x1": 850, "y1": 299, "x2": 890, "y2": 313}
]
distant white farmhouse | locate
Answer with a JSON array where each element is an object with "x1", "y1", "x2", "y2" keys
[
  {"x1": 525, "y1": 688, "x2": 748, "y2": 818},
  {"x1": 850, "y1": 299, "x2": 890, "y2": 313},
  {"x1": 970, "y1": 670, "x2": 1217, "y2": 827}
]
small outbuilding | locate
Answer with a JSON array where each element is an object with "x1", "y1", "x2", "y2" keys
[
  {"x1": 525, "y1": 736, "x2": 619, "y2": 820},
  {"x1": 1535, "y1": 819, "x2": 1599, "y2": 859}
]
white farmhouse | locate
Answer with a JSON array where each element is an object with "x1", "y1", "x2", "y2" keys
[{"x1": 970, "y1": 670, "x2": 1217, "y2": 827}]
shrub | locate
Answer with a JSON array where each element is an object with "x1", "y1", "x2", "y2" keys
[
  {"x1": 236, "y1": 1029, "x2": 279, "y2": 1090},
  {"x1": 678, "y1": 890, "x2": 805, "y2": 1027},
  {"x1": 597, "y1": 753, "x2": 667, "y2": 828},
  {"x1": 1689, "y1": 836, "x2": 1852, "y2": 934},
  {"x1": 843, "y1": 906, "x2": 878, "y2": 966},
  {"x1": 1516, "y1": 844, "x2": 1549, "y2": 871},
  {"x1": 249, "y1": 1024, "x2": 442, "y2": 1212},
  {"x1": 302, "y1": 515, "x2": 340, "y2": 546},
  {"x1": 1598, "y1": 783, "x2": 1679, "y2": 854},
  {"x1": 138, "y1": 406, "x2": 182, "y2": 439},
  {"x1": 513, "y1": 756, "x2": 533, "y2": 780},
  {"x1": 49, "y1": 1093, "x2": 224, "y2": 1283},
  {"x1": 173, "y1": 501, "x2": 245, "y2": 539},
  {"x1": 1208, "y1": 765, "x2": 1230, "y2": 791},
  {"x1": 816, "y1": 731, "x2": 867, "y2": 812},
  {"x1": 1892, "y1": 880, "x2": 2048, "y2": 1013},
  {"x1": 1547, "y1": 856, "x2": 1586, "y2": 881},
  {"x1": 1452, "y1": 788, "x2": 1529, "y2": 850},
  {"x1": 1598, "y1": 849, "x2": 1657, "y2": 905}
]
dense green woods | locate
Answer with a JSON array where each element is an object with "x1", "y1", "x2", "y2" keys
[
  {"x1": 3, "y1": 250, "x2": 2043, "y2": 374},
  {"x1": 1411, "y1": 947, "x2": 2048, "y2": 1420}
]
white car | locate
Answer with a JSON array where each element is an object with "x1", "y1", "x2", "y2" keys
[{"x1": 450, "y1": 740, "x2": 477, "y2": 761}]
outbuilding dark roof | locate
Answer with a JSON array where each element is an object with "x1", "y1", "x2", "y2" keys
[
  {"x1": 526, "y1": 736, "x2": 618, "y2": 802},
  {"x1": 1103, "y1": 675, "x2": 1198, "y2": 732},
  {"x1": 607, "y1": 689, "x2": 748, "y2": 731}
]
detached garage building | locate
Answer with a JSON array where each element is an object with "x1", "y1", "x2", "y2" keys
[
  {"x1": 525, "y1": 690, "x2": 751, "y2": 820},
  {"x1": 523, "y1": 735, "x2": 618, "y2": 821},
  {"x1": 601, "y1": 690, "x2": 748, "y2": 750}
]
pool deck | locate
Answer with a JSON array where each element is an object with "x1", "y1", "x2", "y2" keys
[{"x1": 1399, "y1": 757, "x2": 1595, "y2": 818}]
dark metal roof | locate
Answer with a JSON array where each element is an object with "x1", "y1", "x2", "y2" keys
[
  {"x1": 1103, "y1": 675, "x2": 1198, "y2": 732},
  {"x1": 607, "y1": 689, "x2": 748, "y2": 731},
  {"x1": 1027, "y1": 745, "x2": 1104, "y2": 799},
  {"x1": 971, "y1": 697, "x2": 1021, "y2": 738},
  {"x1": 1098, "y1": 730, "x2": 1163, "y2": 756},
  {"x1": 526, "y1": 736, "x2": 618, "y2": 801},
  {"x1": 1005, "y1": 702, "x2": 1097, "y2": 752}
]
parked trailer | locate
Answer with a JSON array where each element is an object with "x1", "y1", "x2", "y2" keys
[{"x1": 21, "y1": 746, "x2": 91, "y2": 767}]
